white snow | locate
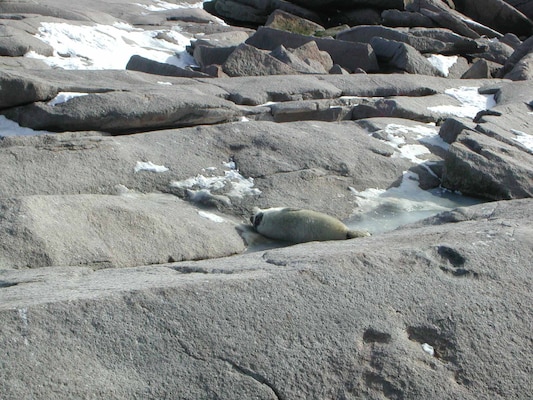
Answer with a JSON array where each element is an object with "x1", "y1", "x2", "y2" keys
[
  {"x1": 427, "y1": 87, "x2": 496, "y2": 119},
  {"x1": 47, "y1": 92, "x2": 89, "y2": 106},
  {"x1": 170, "y1": 163, "x2": 261, "y2": 198},
  {"x1": 27, "y1": 21, "x2": 196, "y2": 70},
  {"x1": 198, "y1": 211, "x2": 226, "y2": 223},
  {"x1": 136, "y1": 0, "x2": 204, "y2": 11},
  {"x1": 372, "y1": 123, "x2": 447, "y2": 164},
  {"x1": 0, "y1": 116, "x2": 51, "y2": 137},
  {"x1": 422, "y1": 343, "x2": 435, "y2": 356},
  {"x1": 134, "y1": 161, "x2": 169, "y2": 173},
  {"x1": 426, "y1": 54, "x2": 458, "y2": 77},
  {"x1": 510, "y1": 129, "x2": 533, "y2": 151}
]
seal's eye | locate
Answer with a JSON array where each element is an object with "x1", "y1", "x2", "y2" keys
[{"x1": 251, "y1": 212, "x2": 263, "y2": 228}]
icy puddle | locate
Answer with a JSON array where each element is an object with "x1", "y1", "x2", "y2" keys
[{"x1": 347, "y1": 170, "x2": 483, "y2": 235}]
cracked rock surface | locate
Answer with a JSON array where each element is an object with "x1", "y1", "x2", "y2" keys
[
  {"x1": 1, "y1": 199, "x2": 532, "y2": 399},
  {"x1": 0, "y1": 0, "x2": 532, "y2": 398}
]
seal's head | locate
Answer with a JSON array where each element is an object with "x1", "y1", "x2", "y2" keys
[{"x1": 250, "y1": 208, "x2": 263, "y2": 229}]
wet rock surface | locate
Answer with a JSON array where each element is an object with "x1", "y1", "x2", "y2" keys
[{"x1": 0, "y1": 0, "x2": 532, "y2": 398}]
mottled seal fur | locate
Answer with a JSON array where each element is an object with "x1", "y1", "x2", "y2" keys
[{"x1": 250, "y1": 207, "x2": 370, "y2": 243}]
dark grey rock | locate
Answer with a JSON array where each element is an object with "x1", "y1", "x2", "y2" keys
[
  {"x1": 289, "y1": 0, "x2": 405, "y2": 9},
  {"x1": 350, "y1": 94, "x2": 461, "y2": 122},
  {"x1": 0, "y1": 193, "x2": 245, "y2": 269},
  {"x1": 193, "y1": 45, "x2": 236, "y2": 68},
  {"x1": 0, "y1": 119, "x2": 413, "y2": 219},
  {"x1": 420, "y1": 8, "x2": 481, "y2": 39},
  {"x1": 381, "y1": 9, "x2": 437, "y2": 27},
  {"x1": 2, "y1": 90, "x2": 240, "y2": 134},
  {"x1": 499, "y1": 32, "x2": 523, "y2": 49},
  {"x1": 408, "y1": 27, "x2": 486, "y2": 54},
  {"x1": 503, "y1": 52, "x2": 533, "y2": 80},
  {"x1": 269, "y1": 43, "x2": 329, "y2": 74},
  {"x1": 328, "y1": 63, "x2": 350, "y2": 74},
  {"x1": 501, "y1": 35, "x2": 533, "y2": 76},
  {"x1": 438, "y1": 117, "x2": 477, "y2": 144},
  {"x1": 213, "y1": 74, "x2": 342, "y2": 105},
  {"x1": 269, "y1": 99, "x2": 348, "y2": 122},
  {"x1": 490, "y1": 79, "x2": 533, "y2": 106},
  {"x1": 222, "y1": 43, "x2": 299, "y2": 76},
  {"x1": 189, "y1": 30, "x2": 251, "y2": 67},
  {"x1": 0, "y1": 70, "x2": 58, "y2": 109},
  {"x1": 455, "y1": 0, "x2": 533, "y2": 37},
  {"x1": 446, "y1": 56, "x2": 470, "y2": 78},
  {"x1": 473, "y1": 38, "x2": 516, "y2": 65},
  {"x1": 265, "y1": 9, "x2": 324, "y2": 35},
  {"x1": 443, "y1": 128, "x2": 533, "y2": 199},
  {"x1": 275, "y1": 0, "x2": 324, "y2": 23},
  {"x1": 0, "y1": 24, "x2": 54, "y2": 56},
  {"x1": 461, "y1": 58, "x2": 502, "y2": 79},
  {"x1": 192, "y1": 30, "x2": 251, "y2": 49},
  {"x1": 328, "y1": 7, "x2": 382, "y2": 27},
  {"x1": 290, "y1": 40, "x2": 333, "y2": 71},
  {"x1": 370, "y1": 37, "x2": 444, "y2": 76},
  {"x1": 0, "y1": 198, "x2": 531, "y2": 399},
  {"x1": 201, "y1": 63, "x2": 228, "y2": 77},
  {"x1": 131, "y1": 7, "x2": 226, "y2": 26},
  {"x1": 337, "y1": 25, "x2": 448, "y2": 54},
  {"x1": 0, "y1": 2, "x2": 92, "y2": 21},
  {"x1": 0, "y1": 55, "x2": 51, "y2": 70},
  {"x1": 214, "y1": 0, "x2": 271, "y2": 24},
  {"x1": 125, "y1": 55, "x2": 210, "y2": 78},
  {"x1": 246, "y1": 26, "x2": 379, "y2": 72},
  {"x1": 503, "y1": 0, "x2": 533, "y2": 20}
]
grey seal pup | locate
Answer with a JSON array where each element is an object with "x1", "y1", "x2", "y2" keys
[{"x1": 250, "y1": 207, "x2": 370, "y2": 243}]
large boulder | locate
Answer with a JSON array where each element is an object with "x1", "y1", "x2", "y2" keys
[
  {"x1": 125, "y1": 55, "x2": 210, "y2": 78},
  {"x1": 0, "y1": 193, "x2": 245, "y2": 269},
  {"x1": 0, "y1": 198, "x2": 531, "y2": 399},
  {"x1": 455, "y1": 0, "x2": 533, "y2": 37},
  {"x1": 0, "y1": 120, "x2": 413, "y2": 219},
  {"x1": 442, "y1": 129, "x2": 533, "y2": 199},
  {"x1": 370, "y1": 37, "x2": 444, "y2": 76},
  {"x1": 0, "y1": 24, "x2": 54, "y2": 56},
  {"x1": 337, "y1": 25, "x2": 449, "y2": 53},
  {"x1": 265, "y1": 8, "x2": 324, "y2": 35},
  {"x1": 288, "y1": 0, "x2": 405, "y2": 9},
  {"x1": 212, "y1": 74, "x2": 342, "y2": 105},
  {"x1": 504, "y1": 52, "x2": 533, "y2": 80},
  {"x1": 269, "y1": 44, "x2": 329, "y2": 74},
  {"x1": 222, "y1": 43, "x2": 299, "y2": 76},
  {"x1": 2, "y1": 90, "x2": 240, "y2": 134},
  {"x1": 246, "y1": 26, "x2": 379, "y2": 72}
]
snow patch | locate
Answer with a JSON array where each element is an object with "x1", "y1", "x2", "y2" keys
[
  {"x1": 134, "y1": 161, "x2": 169, "y2": 173},
  {"x1": 510, "y1": 129, "x2": 533, "y2": 151},
  {"x1": 0, "y1": 116, "x2": 51, "y2": 137},
  {"x1": 136, "y1": 0, "x2": 204, "y2": 11},
  {"x1": 198, "y1": 211, "x2": 226, "y2": 223},
  {"x1": 427, "y1": 54, "x2": 458, "y2": 77},
  {"x1": 170, "y1": 163, "x2": 261, "y2": 199},
  {"x1": 27, "y1": 22, "x2": 196, "y2": 70},
  {"x1": 371, "y1": 123, "x2": 447, "y2": 164},
  {"x1": 422, "y1": 343, "x2": 435, "y2": 356},
  {"x1": 47, "y1": 92, "x2": 89, "y2": 106},
  {"x1": 427, "y1": 87, "x2": 496, "y2": 119}
]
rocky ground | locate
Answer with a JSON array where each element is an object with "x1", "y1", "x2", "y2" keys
[{"x1": 0, "y1": 0, "x2": 532, "y2": 399}]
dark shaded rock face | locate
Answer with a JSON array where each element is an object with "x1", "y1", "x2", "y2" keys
[{"x1": 0, "y1": 0, "x2": 532, "y2": 399}]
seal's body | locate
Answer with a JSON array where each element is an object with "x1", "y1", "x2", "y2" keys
[{"x1": 250, "y1": 207, "x2": 370, "y2": 243}]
